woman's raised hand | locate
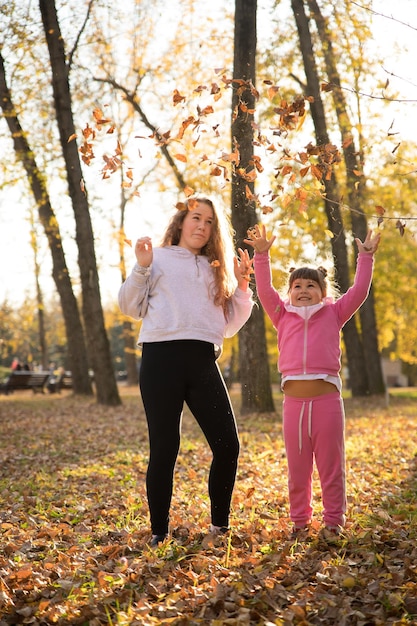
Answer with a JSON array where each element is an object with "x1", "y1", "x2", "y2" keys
[
  {"x1": 244, "y1": 224, "x2": 276, "y2": 254},
  {"x1": 135, "y1": 236, "x2": 153, "y2": 267},
  {"x1": 234, "y1": 247, "x2": 254, "y2": 288}
]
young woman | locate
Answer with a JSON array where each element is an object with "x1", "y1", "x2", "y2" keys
[
  {"x1": 246, "y1": 224, "x2": 381, "y2": 537},
  {"x1": 119, "y1": 197, "x2": 254, "y2": 546}
]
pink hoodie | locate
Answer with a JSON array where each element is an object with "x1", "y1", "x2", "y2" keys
[{"x1": 254, "y1": 252, "x2": 375, "y2": 379}]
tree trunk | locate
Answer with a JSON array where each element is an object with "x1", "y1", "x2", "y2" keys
[
  {"x1": 0, "y1": 50, "x2": 93, "y2": 395},
  {"x1": 32, "y1": 228, "x2": 48, "y2": 370},
  {"x1": 119, "y1": 191, "x2": 140, "y2": 387},
  {"x1": 39, "y1": 0, "x2": 121, "y2": 405},
  {"x1": 232, "y1": 0, "x2": 275, "y2": 414},
  {"x1": 306, "y1": 0, "x2": 385, "y2": 395},
  {"x1": 291, "y1": 0, "x2": 370, "y2": 395}
]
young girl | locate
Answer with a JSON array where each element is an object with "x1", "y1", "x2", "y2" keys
[
  {"x1": 119, "y1": 197, "x2": 254, "y2": 546},
  {"x1": 245, "y1": 224, "x2": 381, "y2": 536}
]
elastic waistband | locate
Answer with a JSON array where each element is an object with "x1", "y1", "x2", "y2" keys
[{"x1": 283, "y1": 391, "x2": 340, "y2": 404}]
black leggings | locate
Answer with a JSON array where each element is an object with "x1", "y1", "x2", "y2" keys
[{"x1": 139, "y1": 340, "x2": 240, "y2": 535}]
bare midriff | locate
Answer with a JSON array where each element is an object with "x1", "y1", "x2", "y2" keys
[{"x1": 283, "y1": 379, "x2": 337, "y2": 398}]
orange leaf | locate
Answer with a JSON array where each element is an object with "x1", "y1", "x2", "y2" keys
[
  {"x1": 295, "y1": 188, "x2": 308, "y2": 201},
  {"x1": 245, "y1": 185, "x2": 256, "y2": 202},
  {"x1": 16, "y1": 566, "x2": 33, "y2": 580},
  {"x1": 221, "y1": 151, "x2": 240, "y2": 165},
  {"x1": 267, "y1": 85, "x2": 280, "y2": 100},
  {"x1": 310, "y1": 164, "x2": 323, "y2": 181},
  {"x1": 239, "y1": 103, "x2": 256, "y2": 115},
  {"x1": 172, "y1": 89, "x2": 186, "y2": 106},
  {"x1": 93, "y1": 107, "x2": 112, "y2": 125},
  {"x1": 280, "y1": 165, "x2": 293, "y2": 177},
  {"x1": 198, "y1": 105, "x2": 214, "y2": 116}
]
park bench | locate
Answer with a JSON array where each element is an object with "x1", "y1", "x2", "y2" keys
[{"x1": 0, "y1": 371, "x2": 51, "y2": 395}]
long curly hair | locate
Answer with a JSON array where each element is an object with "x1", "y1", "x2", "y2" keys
[{"x1": 160, "y1": 197, "x2": 236, "y2": 307}]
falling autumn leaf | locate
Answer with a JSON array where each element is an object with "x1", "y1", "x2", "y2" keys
[
  {"x1": 210, "y1": 165, "x2": 222, "y2": 177},
  {"x1": 396, "y1": 219, "x2": 406, "y2": 236},
  {"x1": 183, "y1": 186, "x2": 195, "y2": 197},
  {"x1": 92, "y1": 107, "x2": 112, "y2": 125},
  {"x1": 172, "y1": 89, "x2": 186, "y2": 106}
]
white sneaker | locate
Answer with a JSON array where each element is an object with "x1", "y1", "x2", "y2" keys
[{"x1": 209, "y1": 524, "x2": 229, "y2": 535}]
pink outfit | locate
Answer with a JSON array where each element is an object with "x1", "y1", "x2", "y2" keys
[
  {"x1": 283, "y1": 393, "x2": 346, "y2": 527},
  {"x1": 254, "y1": 251, "x2": 375, "y2": 527},
  {"x1": 254, "y1": 252, "x2": 374, "y2": 381}
]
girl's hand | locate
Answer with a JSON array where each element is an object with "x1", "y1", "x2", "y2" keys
[
  {"x1": 244, "y1": 223, "x2": 276, "y2": 253},
  {"x1": 355, "y1": 230, "x2": 381, "y2": 255},
  {"x1": 234, "y1": 247, "x2": 253, "y2": 289},
  {"x1": 135, "y1": 236, "x2": 153, "y2": 267}
]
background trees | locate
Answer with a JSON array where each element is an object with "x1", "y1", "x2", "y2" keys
[
  {"x1": 39, "y1": 0, "x2": 120, "y2": 406},
  {"x1": 231, "y1": 0, "x2": 275, "y2": 413}
]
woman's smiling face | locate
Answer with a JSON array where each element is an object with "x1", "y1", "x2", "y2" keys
[{"x1": 178, "y1": 201, "x2": 214, "y2": 254}]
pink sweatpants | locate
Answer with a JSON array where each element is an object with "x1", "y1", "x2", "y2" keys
[{"x1": 282, "y1": 392, "x2": 346, "y2": 528}]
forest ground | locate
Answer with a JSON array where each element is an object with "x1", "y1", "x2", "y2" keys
[{"x1": 0, "y1": 385, "x2": 416, "y2": 625}]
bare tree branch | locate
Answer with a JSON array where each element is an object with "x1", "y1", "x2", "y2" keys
[
  {"x1": 68, "y1": 0, "x2": 95, "y2": 69},
  {"x1": 350, "y1": 1, "x2": 417, "y2": 32},
  {"x1": 93, "y1": 75, "x2": 188, "y2": 190}
]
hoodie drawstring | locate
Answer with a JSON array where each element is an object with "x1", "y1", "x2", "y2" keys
[{"x1": 298, "y1": 400, "x2": 313, "y2": 453}]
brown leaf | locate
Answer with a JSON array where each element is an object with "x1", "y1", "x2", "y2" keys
[
  {"x1": 396, "y1": 220, "x2": 406, "y2": 236},
  {"x1": 172, "y1": 89, "x2": 186, "y2": 106}
]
